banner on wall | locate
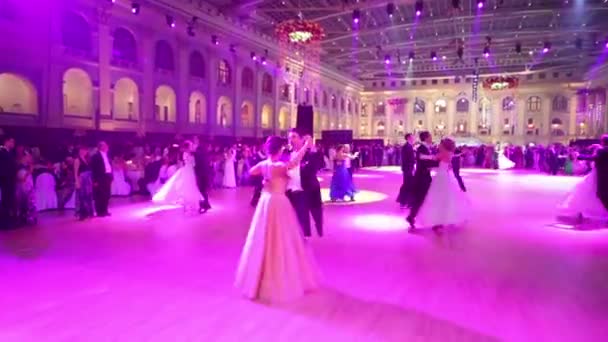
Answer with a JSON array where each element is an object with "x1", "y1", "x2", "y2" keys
[{"x1": 388, "y1": 98, "x2": 407, "y2": 115}]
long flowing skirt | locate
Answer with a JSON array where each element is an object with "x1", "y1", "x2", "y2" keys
[
  {"x1": 417, "y1": 170, "x2": 471, "y2": 227},
  {"x1": 76, "y1": 171, "x2": 94, "y2": 219},
  {"x1": 329, "y1": 165, "x2": 355, "y2": 200},
  {"x1": 152, "y1": 165, "x2": 201, "y2": 208},
  {"x1": 557, "y1": 169, "x2": 608, "y2": 220},
  {"x1": 497, "y1": 153, "x2": 515, "y2": 170},
  {"x1": 235, "y1": 191, "x2": 319, "y2": 303}
]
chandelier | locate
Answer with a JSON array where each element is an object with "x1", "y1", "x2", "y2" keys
[
  {"x1": 483, "y1": 76, "x2": 519, "y2": 91},
  {"x1": 275, "y1": 17, "x2": 324, "y2": 45}
]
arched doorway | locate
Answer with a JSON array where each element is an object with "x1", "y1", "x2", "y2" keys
[
  {"x1": 261, "y1": 104, "x2": 273, "y2": 129},
  {"x1": 113, "y1": 77, "x2": 139, "y2": 120},
  {"x1": 189, "y1": 91, "x2": 206, "y2": 124},
  {"x1": 241, "y1": 101, "x2": 253, "y2": 128},
  {"x1": 0, "y1": 73, "x2": 38, "y2": 114},
  {"x1": 154, "y1": 85, "x2": 176, "y2": 122},
  {"x1": 63, "y1": 68, "x2": 93, "y2": 117},
  {"x1": 217, "y1": 96, "x2": 233, "y2": 128}
]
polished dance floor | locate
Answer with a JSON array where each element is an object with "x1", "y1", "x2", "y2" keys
[{"x1": 1, "y1": 167, "x2": 607, "y2": 341}]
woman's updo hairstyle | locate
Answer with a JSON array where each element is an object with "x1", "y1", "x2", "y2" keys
[
  {"x1": 440, "y1": 137, "x2": 456, "y2": 153},
  {"x1": 265, "y1": 136, "x2": 284, "y2": 155}
]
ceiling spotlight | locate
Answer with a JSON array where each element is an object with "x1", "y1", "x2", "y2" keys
[
  {"x1": 604, "y1": 38, "x2": 608, "y2": 49},
  {"x1": 212, "y1": 35, "x2": 219, "y2": 45},
  {"x1": 187, "y1": 25, "x2": 195, "y2": 37},
  {"x1": 515, "y1": 42, "x2": 522, "y2": 54},
  {"x1": 408, "y1": 51, "x2": 415, "y2": 61},
  {"x1": 352, "y1": 9, "x2": 360, "y2": 24},
  {"x1": 542, "y1": 42, "x2": 551, "y2": 53},
  {"x1": 483, "y1": 46, "x2": 490, "y2": 58},
  {"x1": 261, "y1": 56, "x2": 267, "y2": 65},
  {"x1": 452, "y1": 0, "x2": 461, "y2": 9},
  {"x1": 431, "y1": 51, "x2": 437, "y2": 61},
  {"x1": 131, "y1": 2, "x2": 140, "y2": 14},
  {"x1": 477, "y1": 0, "x2": 485, "y2": 9},
  {"x1": 415, "y1": 1, "x2": 423, "y2": 17},
  {"x1": 166, "y1": 15, "x2": 175, "y2": 28},
  {"x1": 387, "y1": 3, "x2": 395, "y2": 18},
  {"x1": 250, "y1": 52, "x2": 257, "y2": 61},
  {"x1": 384, "y1": 54, "x2": 391, "y2": 64}
]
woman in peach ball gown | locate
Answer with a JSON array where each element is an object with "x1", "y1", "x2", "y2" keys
[{"x1": 235, "y1": 135, "x2": 319, "y2": 303}]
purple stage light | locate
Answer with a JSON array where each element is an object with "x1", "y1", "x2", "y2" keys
[
  {"x1": 384, "y1": 55, "x2": 391, "y2": 64},
  {"x1": 605, "y1": 41, "x2": 608, "y2": 49},
  {"x1": 353, "y1": 9, "x2": 360, "y2": 24},
  {"x1": 543, "y1": 42, "x2": 551, "y2": 53},
  {"x1": 416, "y1": 10, "x2": 421, "y2": 17},
  {"x1": 542, "y1": 47, "x2": 549, "y2": 53},
  {"x1": 478, "y1": 2, "x2": 484, "y2": 9},
  {"x1": 354, "y1": 18, "x2": 359, "y2": 24}
]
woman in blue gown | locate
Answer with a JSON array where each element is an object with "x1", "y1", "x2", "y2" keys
[{"x1": 329, "y1": 145, "x2": 356, "y2": 202}]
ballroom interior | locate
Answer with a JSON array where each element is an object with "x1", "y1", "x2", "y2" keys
[{"x1": 0, "y1": 0, "x2": 607, "y2": 144}]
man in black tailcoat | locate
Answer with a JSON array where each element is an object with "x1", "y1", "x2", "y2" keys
[
  {"x1": 193, "y1": 137, "x2": 211, "y2": 213},
  {"x1": 286, "y1": 128, "x2": 323, "y2": 237},
  {"x1": 579, "y1": 134, "x2": 608, "y2": 212},
  {"x1": 91, "y1": 141, "x2": 113, "y2": 217},
  {"x1": 397, "y1": 133, "x2": 416, "y2": 208},
  {"x1": 452, "y1": 147, "x2": 467, "y2": 192},
  {"x1": 406, "y1": 131, "x2": 438, "y2": 230}
]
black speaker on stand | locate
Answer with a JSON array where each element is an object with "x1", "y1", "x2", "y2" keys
[{"x1": 296, "y1": 105, "x2": 314, "y2": 136}]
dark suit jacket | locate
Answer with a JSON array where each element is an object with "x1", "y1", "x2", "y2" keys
[
  {"x1": 143, "y1": 159, "x2": 162, "y2": 184},
  {"x1": 401, "y1": 143, "x2": 415, "y2": 173},
  {"x1": 579, "y1": 147, "x2": 608, "y2": 199},
  {"x1": 91, "y1": 151, "x2": 112, "y2": 183},
  {"x1": 300, "y1": 150, "x2": 322, "y2": 191},
  {"x1": 193, "y1": 147, "x2": 210, "y2": 183},
  {"x1": 414, "y1": 144, "x2": 438, "y2": 181},
  {"x1": 0, "y1": 147, "x2": 17, "y2": 186}
]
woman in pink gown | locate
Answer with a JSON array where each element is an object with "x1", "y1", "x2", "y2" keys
[{"x1": 235, "y1": 136, "x2": 319, "y2": 303}]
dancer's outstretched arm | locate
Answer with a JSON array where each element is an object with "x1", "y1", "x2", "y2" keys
[{"x1": 286, "y1": 136, "x2": 312, "y2": 170}]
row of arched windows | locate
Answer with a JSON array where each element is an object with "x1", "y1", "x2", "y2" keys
[
  {"x1": 0, "y1": 70, "x2": 291, "y2": 129},
  {"x1": 410, "y1": 95, "x2": 570, "y2": 114}
]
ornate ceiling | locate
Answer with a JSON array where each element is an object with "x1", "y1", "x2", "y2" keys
[{"x1": 200, "y1": 0, "x2": 608, "y2": 80}]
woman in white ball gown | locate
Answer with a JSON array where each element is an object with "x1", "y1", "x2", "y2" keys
[
  {"x1": 223, "y1": 147, "x2": 237, "y2": 188},
  {"x1": 557, "y1": 145, "x2": 608, "y2": 222},
  {"x1": 497, "y1": 144, "x2": 516, "y2": 170},
  {"x1": 152, "y1": 140, "x2": 201, "y2": 210},
  {"x1": 417, "y1": 138, "x2": 471, "y2": 229},
  {"x1": 235, "y1": 135, "x2": 319, "y2": 303}
]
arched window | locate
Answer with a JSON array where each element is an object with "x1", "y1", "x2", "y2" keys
[
  {"x1": 154, "y1": 40, "x2": 174, "y2": 71},
  {"x1": 340, "y1": 98, "x2": 345, "y2": 112},
  {"x1": 218, "y1": 60, "x2": 231, "y2": 85},
  {"x1": 552, "y1": 95, "x2": 568, "y2": 112},
  {"x1": 456, "y1": 98, "x2": 469, "y2": 113},
  {"x1": 262, "y1": 73, "x2": 273, "y2": 94},
  {"x1": 322, "y1": 92, "x2": 328, "y2": 107},
  {"x1": 502, "y1": 97, "x2": 515, "y2": 111},
  {"x1": 0, "y1": 73, "x2": 38, "y2": 115},
  {"x1": 241, "y1": 67, "x2": 254, "y2": 90},
  {"x1": 189, "y1": 51, "x2": 205, "y2": 78},
  {"x1": 376, "y1": 121, "x2": 385, "y2": 136},
  {"x1": 527, "y1": 96, "x2": 541, "y2": 112},
  {"x1": 331, "y1": 95, "x2": 337, "y2": 109},
  {"x1": 434, "y1": 99, "x2": 447, "y2": 113},
  {"x1": 314, "y1": 91, "x2": 319, "y2": 106},
  {"x1": 113, "y1": 77, "x2": 139, "y2": 120},
  {"x1": 61, "y1": 11, "x2": 91, "y2": 52},
  {"x1": 551, "y1": 118, "x2": 565, "y2": 136},
  {"x1": 112, "y1": 27, "x2": 137, "y2": 63},
  {"x1": 413, "y1": 98, "x2": 425, "y2": 113}
]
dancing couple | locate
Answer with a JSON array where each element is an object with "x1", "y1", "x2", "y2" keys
[
  {"x1": 406, "y1": 131, "x2": 470, "y2": 231},
  {"x1": 235, "y1": 129, "x2": 323, "y2": 303},
  {"x1": 558, "y1": 134, "x2": 608, "y2": 224},
  {"x1": 152, "y1": 137, "x2": 211, "y2": 213}
]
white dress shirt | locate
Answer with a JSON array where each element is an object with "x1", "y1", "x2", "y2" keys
[
  {"x1": 100, "y1": 151, "x2": 112, "y2": 173},
  {"x1": 286, "y1": 151, "x2": 303, "y2": 191}
]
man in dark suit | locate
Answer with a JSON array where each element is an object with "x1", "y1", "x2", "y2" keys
[
  {"x1": 91, "y1": 141, "x2": 113, "y2": 217},
  {"x1": 406, "y1": 131, "x2": 438, "y2": 230},
  {"x1": 579, "y1": 135, "x2": 608, "y2": 211},
  {"x1": 193, "y1": 138, "x2": 211, "y2": 213},
  {"x1": 397, "y1": 133, "x2": 416, "y2": 208},
  {"x1": 250, "y1": 146, "x2": 265, "y2": 207},
  {"x1": 452, "y1": 147, "x2": 467, "y2": 192},
  {"x1": 0, "y1": 136, "x2": 17, "y2": 229},
  {"x1": 286, "y1": 128, "x2": 323, "y2": 237}
]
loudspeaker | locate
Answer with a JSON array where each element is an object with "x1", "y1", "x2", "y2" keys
[{"x1": 296, "y1": 105, "x2": 314, "y2": 136}]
